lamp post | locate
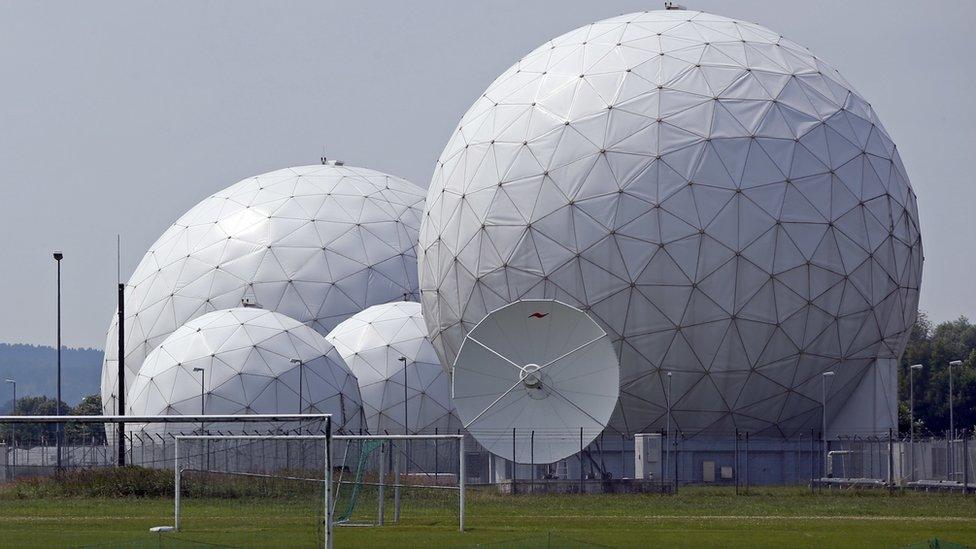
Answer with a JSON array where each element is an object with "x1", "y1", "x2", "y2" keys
[
  {"x1": 910, "y1": 364, "x2": 923, "y2": 481},
  {"x1": 949, "y1": 360, "x2": 963, "y2": 478},
  {"x1": 52, "y1": 251, "x2": 64, "y2": 470},
  {"x1": 821, "y1": 371, "x2": 835, "y2": 477},
  {"x1": 290, "y1": 359, "x2": 303, "y2": 414},
  {"x1": 396, "y1": 355, "x2": 407, "y2": 524},
  {"x1": 398, "y1": 356, "x2": 408, "y2": 435},
  {"x1": 665, "y1": 371, "x2": 672, "y2": 483},
  {"x1": 4, "y1": 379, "x2": 14, "y2": 467},
  {"x1": 192, "y1": 367, "x2": 205, "y2": 433}
]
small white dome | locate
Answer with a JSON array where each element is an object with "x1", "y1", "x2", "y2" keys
[
  {"x1": 326, "y1": 301, "x2": 460, "y2": 435},
  {"x1": 126, "y1": 307, "x2": 363, "y2": 435}
]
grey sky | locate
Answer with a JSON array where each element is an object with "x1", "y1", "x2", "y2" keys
[{"x1": 1, "y1": 0, "x2": 972, "y2": 349}]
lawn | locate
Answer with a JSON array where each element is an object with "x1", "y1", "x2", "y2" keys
[{"x1": 2, "y1": 486, "x2": 976, "y2": 548}]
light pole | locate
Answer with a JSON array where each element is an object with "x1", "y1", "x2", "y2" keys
[
  {"x1": 5, "y1": 379, "x2": 14, "y2": 467},
  {"x1": 949, "y1": 360, "x2": 963, "y2": 478},
  {"x1": 53, "y1": 251, "x2": 63, "y2": 470},
  {"x1": 193, "y1": 367, "x2": 205, "y2": 433},
  {"x1": 396, "y1": 355, "x2": 407, "y2": 524},
  {"x1": 290, "y1": 359, "x2": 303, "y2": 414},
  {"x1": 821, "y1": 371, "x2": 835, "y2": 477},
  {"x1": 910, "y1": 364, "x2": 923, "y2": 481},
  {"x1": 665, "y1": 371, "x2": 672, "y2": 483},
  {"x1": 398, "y1": 356, "x2": 408, "y2": 435}
]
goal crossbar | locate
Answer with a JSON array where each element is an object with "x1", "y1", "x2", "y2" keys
[{"x1": 0, "y1": 414, "x2": 332, "y2": 424}]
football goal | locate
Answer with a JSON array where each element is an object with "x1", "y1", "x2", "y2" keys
[
  {"x1": 331, "y1": 434, "x2": 466, "y2": 531},
  {"x1": 173, "y1": 433, "x2": 464, "y2": 548}
]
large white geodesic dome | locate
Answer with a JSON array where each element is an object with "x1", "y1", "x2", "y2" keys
[
  {"x1": 418, "y1": 10, "x2": 923, "y2": 437},
  {"x1": 125, "y1": 307, "x2": 364, "y2": 436},
  {"x1": 326, "y1": 301, "x2": 460, "y2": 435},
  {"x1": 102, "y1": 162, "x2": 424, "y2": 418}
]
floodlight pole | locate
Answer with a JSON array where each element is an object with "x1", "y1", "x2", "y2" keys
[
  {"x1": 5, "y1": 379, "x2": 14, "y2": 467},
  {"x1": 949, "y1": 360, "x2": 963, "y2": 478},
  {"x1": 117, "y1": 282, "x2": 127, "y2": 466},
  {"x1": 821, "y1": 371, "x2": 834, "y2": 476},
  {"x1": 53, "y1": 251, "x2": 63, "y2": 470},
  {"x1": 910, "y1": 364, "x2": 923, "y2": 481}
]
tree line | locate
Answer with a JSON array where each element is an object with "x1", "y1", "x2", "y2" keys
[
  {"x1": 2, "y1": 394, "x2": 106, "y2": 446},
  {"x1": 898, "y1": 314, "x2": 976, "y2": 437}
]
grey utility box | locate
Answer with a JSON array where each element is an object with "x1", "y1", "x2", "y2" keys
[{"x1": 634, "y1": 433, "x2": 663, "y2": 480}]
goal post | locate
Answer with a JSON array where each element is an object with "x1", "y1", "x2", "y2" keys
[{"x1": 332, "y1": 434, "x2": 466, "y2": 532}]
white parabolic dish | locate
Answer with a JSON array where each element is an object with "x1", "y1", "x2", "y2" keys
[{"x1": 453, "y1": 300, "x2": 619, "y2": 464}]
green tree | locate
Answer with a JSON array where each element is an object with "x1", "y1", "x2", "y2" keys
[
  {"x1": 898, "y1": 315, "x2": 976, "y2": 437},
  {"x1": 2, "y1": 394, "x2": 107, "y2": 447},
  {"x1": 8, "y1": 395, "x2": 66, "y2": 446},
  {"x1": 67, "y1": 394, "x2": 107, "y2": 444}
]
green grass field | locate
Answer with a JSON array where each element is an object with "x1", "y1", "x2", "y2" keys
[{"x1": 2, "y1": 486, "x2": 976, "y2": 548}]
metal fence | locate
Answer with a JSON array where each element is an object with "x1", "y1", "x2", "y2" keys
[
  {"x1": 3, "y1": 418, "x2": 976, "y2": 492},
  {"x1": 458, "y1": 428, "x2": 976, "y2": 491}
]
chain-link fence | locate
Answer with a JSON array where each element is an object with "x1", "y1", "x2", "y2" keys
[
  {"x1": 3, "y1": 417, "x2": 976, "y2": 492},
  {"x1": 455, "y1": 428, "x2": 976, "y2": 492},
  {"x1": 0, "y1": 415, "x2": 331, "y2": 482}
]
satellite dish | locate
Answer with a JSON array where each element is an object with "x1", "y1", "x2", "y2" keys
[{"x1": 453, "y1": 299, "x2": 619, "y2": 464}]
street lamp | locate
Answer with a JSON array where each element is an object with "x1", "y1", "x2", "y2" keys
[
  {"x1": 664, "y1": 371, "x2": 673, "y2": 483},
  {"x1": 4, "y1": 379, "x2": 14, "y2": 411},
  {"x1": 949, "y1": 360, "x2": 963, "y2": 439},
  {"x1": 192, "y1": 367, "x2": 205, "y2": 433},
  {"x1": 397, "y1": 355, "x2": 408, "y2": 524},
  {"x1": 398, "y1": 356, "x2": 408, "y2": 435},
  {"x1": 910, "y1": 364, "x2": 923, "y2": 481},
  {"x1": 290, "y1": 359, "x2": 303, "y2": 414},
  {"x1": 949, "y1": 360, "x2": 963, "y2": 478},
  {"x1": 4, "y1": 379, "x2": 14, "y2": 468},
  {"x1": 821, "y1": 371, "x2": 835, "y2": 477},
  {"x1": 53, "y1": 251, "x2": 63, "y2": 470}
]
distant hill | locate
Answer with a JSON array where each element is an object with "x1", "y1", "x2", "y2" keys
[{"x1": 0, "y1": 343, "x2": 102, "y2": 412}]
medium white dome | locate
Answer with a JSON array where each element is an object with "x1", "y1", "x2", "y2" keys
[
  {"x1": 102, "y1": 163, "x2": 424, "y2": 418},
  {"x1": 418, "y1": 10, "x2": 922, "y2": 436},
  {"x1": 126, "y1": 307, "x2": 363, "y2": 435},
  {"x1": 326, "y1": 301, "x2": 460, "y2": 435}
]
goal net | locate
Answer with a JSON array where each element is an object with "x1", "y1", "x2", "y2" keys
[
  {"x1": 173, "y1": 433, "x2": 465, "y2": 545},
  {"x1": 330, "y1": 434, "x2": 465, "y2": 531}
]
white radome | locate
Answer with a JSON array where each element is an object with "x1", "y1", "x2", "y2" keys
[
  {"x1": 102, "y1": 163, "x2": 425, "y2": 418},
  {"x1": 125, "y1": 307, "x2": 364, "y2": 436},
  {"x1": 326, "y1": 301, "x2": 460, "y2": 435},
  {"x1": 418, "y1": 10, "x2": 923, "y2": 436}
]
